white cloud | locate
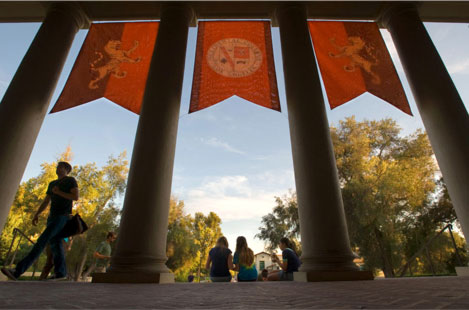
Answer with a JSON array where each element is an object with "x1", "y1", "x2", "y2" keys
[
  {"x1": 255, "y1": 170, "x2": 295, "y2": 188},
  {"x1": 191, "y1": 111, "x2": 217, "y2": 121},
  {"x1": 200, "y1": 137, "x2": 245, "y2": 155},
  {"x1": 429, "y1": 25, "x2": 452, "y2": 43},
  {"x1": 251, "y1": 155, "x2": 272, "y2": 161},
  {"x1": 184, "y1": 175, "x2": 287, "y2": 221},
  {"x1": 447, "y1": 58, "x2": 469, "y2": 74}
]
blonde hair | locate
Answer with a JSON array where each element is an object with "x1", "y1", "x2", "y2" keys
[{"x1": 236, "y1": 236, "x2": 254, "y2": 266}]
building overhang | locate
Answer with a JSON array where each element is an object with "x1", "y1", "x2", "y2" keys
[{"x1": 1, "y1": 1, "x2": 469, "y2": 27}]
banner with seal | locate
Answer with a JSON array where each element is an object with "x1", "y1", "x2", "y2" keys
[
  {"x1": 308, "y1": 21, "x2": 411, "y2": 115},
  {"x1": 50, "y1": 22, "x2": 159, "y2": 115},
  {"x1": 190, "y1": 21, "x2": 280, "y2": 113}
]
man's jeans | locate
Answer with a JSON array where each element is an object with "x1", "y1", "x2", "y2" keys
[{"x1": 14, "y1": 215, "x2": 69, "y2": 278}]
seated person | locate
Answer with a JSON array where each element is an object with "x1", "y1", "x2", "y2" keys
[
  {"x1": 187, "y1": 274, "x2": 195, "y2": 283},
  {"x1": 268, "y1": 237, "x2": 301, "y2": 281},
  {"x1": 233, "y1": 236, "x2": 258, "y2": 282},
  {"x1": 206, "y1": 236, "x2": 233, "y2": 282},
  {"x1": 257, "y1": 269, "x2": 269, "y2": 281}
]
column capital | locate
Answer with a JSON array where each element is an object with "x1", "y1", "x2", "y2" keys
[
  {"x1": 46, "y1": 2, "x2": 90, "y2": 30},
  {"x1": 161, "y1": 3, "x2": 196, "y2": 26},
  {"x1": 378, "y1": 3, "x2": 420, "y2": 29},
  {"x1": 273, "y1": 2, "x2": 307, "y2": 26}
]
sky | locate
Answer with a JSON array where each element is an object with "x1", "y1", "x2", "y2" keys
[{"x1": 0, "y1": 21, "x2": 468, "y2": 254}]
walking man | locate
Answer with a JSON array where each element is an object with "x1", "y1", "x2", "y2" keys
[
  {"x1": 1, "y1": 161, "x2": 79, "y2": 281},
  {"x1": 82, "y1": 232, "x2": 117, "y2": 279}
]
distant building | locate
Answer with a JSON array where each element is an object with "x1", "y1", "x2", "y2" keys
[{"x1": 254, "y1": 252, "x2": 281, "y2": 272}]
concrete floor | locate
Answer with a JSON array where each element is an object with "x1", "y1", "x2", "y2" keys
[{"x1": 1, "y1": 276, "x2": 469, "y2": 309}]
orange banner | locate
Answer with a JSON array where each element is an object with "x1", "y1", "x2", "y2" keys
[
  {"x1": 190, "y1": 21, "x2": 280, "y2": 113},
  {"x1": 308, "y1": 21, "x2": 411, "y2": 115},
  {"x1": 51, "y1": 22, "x2": 159, "y2": 114}
]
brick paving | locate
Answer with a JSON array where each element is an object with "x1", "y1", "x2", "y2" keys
[{"x1": 0, "y1": 276, "x2": 468, "y2": 309}]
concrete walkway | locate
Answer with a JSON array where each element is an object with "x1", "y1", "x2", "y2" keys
[{"x1": 1, "y1": 276, "x2": 468, "y2": 309}]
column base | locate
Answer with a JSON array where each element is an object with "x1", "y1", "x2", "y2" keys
[
  {"x1": 456, "y1": 267, "x2": 469, "y2": 276},
  {"x1": 92, "y1": 271, "x2": 174, "y2": 284},
  {"x1": 294, "y1": 270, "x2": 374, "y2": 282}
]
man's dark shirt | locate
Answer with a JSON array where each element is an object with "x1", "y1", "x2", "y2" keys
[{"x1": 46, "y1": 176, "x2": 78, "y2": 217}]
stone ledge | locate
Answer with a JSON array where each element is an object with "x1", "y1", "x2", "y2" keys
[
  {"x1": 456, "y1": 266, "x2": 469, "y2": 276},
  {"x1": 294, "y1": 270, "x2": 374, "y2": 282},
  {"x1": 92, "y1": 271, "x2": 174, "y2": 283}
]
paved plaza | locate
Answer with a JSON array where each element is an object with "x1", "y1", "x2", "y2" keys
[{"x1": 1, "y1": 276, "x2": 469, "y2": 309}]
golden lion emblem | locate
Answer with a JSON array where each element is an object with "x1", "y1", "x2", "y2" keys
[
  {"x1": 88, "y1": 40, "x2": 141, "y2": 89},
  {"x1": 328, "y1": 36, "x2": 381, "y2": 84}
]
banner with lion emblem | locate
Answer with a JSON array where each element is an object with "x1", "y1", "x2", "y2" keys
[
  {"x1": 308, "y1": 21, "x2": 411, "y2": 115},
  {"x1": 190, "y1": 21, "x2": 280, "y2": 113},
  {"x1": 51, "y1": 22, "x2": 159, "y2": 114}
]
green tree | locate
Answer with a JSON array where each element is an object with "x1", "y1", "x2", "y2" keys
[
  {"x1": 256, "y1": 191, "x2": 300, "y2": 253},
  {"x1": 0, "y1": 148, "x2": 129, "y2": 280},
  {"x1": 166, "y1": 197, "x2": 197, "y2": 279},
  {"x1": 256, "y1": 117, "x2": 466, "y2": 277},
  {"x1": 165, "y1": 201, "x2": 225, "y2": 282},
  {"x1": 1, "y1": 148, "x2": 229, "y2": 282},
  {"x1": 400, "y1": 178, "x2": 464, "y2": 275},
  {"x1": 67, "y1": 152, "x2": 128, "y2": 280},
  {"x1": 0, "y1": 147, "x2": 73, "y2": 263},
  {"x1": 192, "y1": 212, "x2": 222, "y2": 282},
  {"x1": 332, "y1": 117, "x2": 439, "y2": 277}
]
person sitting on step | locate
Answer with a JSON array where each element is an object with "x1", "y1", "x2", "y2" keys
[
  {"x1": 205, "y1": 236, "x2": 233, "y2": 282},
  {"x1": 268, "y1": 237, "x2": 301, "y2": 281},
  {"x1": 233, "y1": 236, "x2": 258, "y2": 282}
]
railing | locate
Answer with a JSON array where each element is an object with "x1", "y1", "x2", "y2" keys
[
  {"x1": 398, "y1": 224, "x2": 463, "y2": 277},
  {"x1": 3, "y1": 228, "x2": 39, "y2": 280}
]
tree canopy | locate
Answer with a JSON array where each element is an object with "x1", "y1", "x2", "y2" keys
[
  {"x1": 0, "y1": 147, "x2": 129, "y2": 279},
  {"x1": 166, "y1": 199, "x2": 223, "y2": 282},
  {"x1": 256, "y1": 191, "x2": 300, "y2": 254},
  {"x1": 1, "y1": 148, "x2": 225, "y2": 282},
  {"x1": 257, "y1": 117, "x2": 467, "y2": 277}
]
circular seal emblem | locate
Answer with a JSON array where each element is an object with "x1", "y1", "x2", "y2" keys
[{"x1": 206, "y1": 38, "x2": 263, "y2": 78}]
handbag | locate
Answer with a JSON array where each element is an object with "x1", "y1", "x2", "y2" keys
[{"x1": 58, "y1": 214, "x2": 88, "y2": 238}]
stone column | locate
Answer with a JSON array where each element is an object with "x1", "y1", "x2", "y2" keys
[
  {"x1": 276, "y1": 4, "x2": 372, "y2": 282},
  {"x1": 93, "y1": 5, "x2": 193, "y2": 284},
  {"x1": 0, "y1": 3, "x2": 87, "y2": 233},
  {"x1": 380, "y1": 5, "x2": 469, "y2": 244}
]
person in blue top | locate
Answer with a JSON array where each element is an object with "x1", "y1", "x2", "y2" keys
[
  {"x1": 268, "y1": 237, "x2": 301, "y2": 281},
  {"x1": 205, "y1": 236, "x2": 233, "y2": 282},
  {"x1": 233, "y1": 236, "x2": 258, "y2": 282}
]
